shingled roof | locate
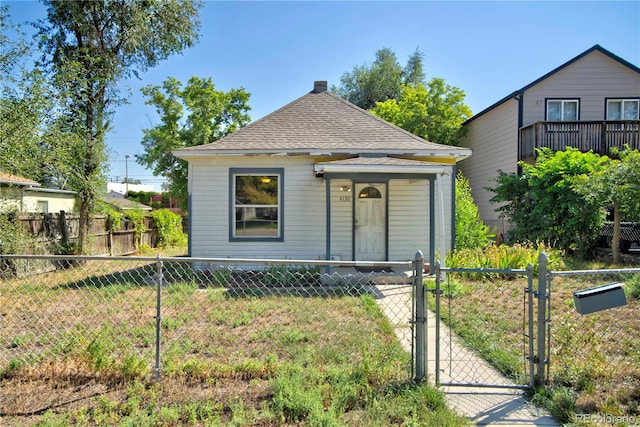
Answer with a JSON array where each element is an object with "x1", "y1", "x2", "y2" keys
[
  {"x1": 174, "y1": 82, "x2": 470, "y2": 160},
  {"x1": 0, "y1": 171, "x2": 40, "y2": 187}
]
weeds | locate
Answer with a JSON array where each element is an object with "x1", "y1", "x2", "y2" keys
[{"x1": 1, "y1": 261, "x2": 466, "y2": 425}]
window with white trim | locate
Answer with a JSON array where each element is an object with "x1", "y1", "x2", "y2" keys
[
  {"x1": 231, "y1": 169, "x2": 283, "y2": 240},
  {"x1": 606, "y1": 99, "x2": 639, "y2": 120},
  {"x1": 546, "y1": 99, "x2": 579, "y2": 121}
]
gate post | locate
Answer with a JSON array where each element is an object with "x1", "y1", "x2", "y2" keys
[
  {"x1": 526, "y1": 262, "x2": 535, "y2": 388},
  {"x1": 535, "y1": 252, "x2": 548, "y2": 386},
  {"x1": 434, "y1": 259, "x2": 441, "y2": 386},
  {"x1": 414, "y1": 250, "x2": 426, "y2": 382}
]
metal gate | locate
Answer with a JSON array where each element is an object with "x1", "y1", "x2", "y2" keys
[{"x1": 412, "y1": 252, "x2": 552, "y2": 389}]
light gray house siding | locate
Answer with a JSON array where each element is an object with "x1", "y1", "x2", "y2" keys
[
  {"x1": 189, "y1": 156, "x2": 325, "y2": 260},
  {"x1": 187, "y1": 156, "x2": 454, "y2": 262},
  {"x1": 459, "y1": 99, "x2": 519, "y2": 234},
  {"x1": 460, "y1": 45, "x2": 640, "y2": 236},
  {"x1": 522, "y1": 50, "x2": 640, "y2": 124}
]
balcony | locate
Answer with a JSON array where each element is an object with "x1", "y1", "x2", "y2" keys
[{"x1": 519, "y1": 120, "x2": 640, "y2": 161}]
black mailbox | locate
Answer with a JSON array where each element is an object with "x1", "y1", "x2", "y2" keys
[{"x1": 573, "y1": 283, "x2": 627, "y2": 315}]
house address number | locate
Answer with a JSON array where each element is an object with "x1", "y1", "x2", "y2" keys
[{"x1": 339, "y1": 196, "x2": 351, "y2": 202}]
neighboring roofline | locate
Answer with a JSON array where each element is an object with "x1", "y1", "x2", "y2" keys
[
  {"x1": 23, "y1": 187, "x2": 76, "y2": 195},
  {"x1": 463, "y1": 44, "x2": 640, "y2": 125},
  {"x1": 0, "y1": 177, "x2": 41, "y2": 187}
]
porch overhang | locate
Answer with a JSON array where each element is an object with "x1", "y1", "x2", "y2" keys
[
  {"x1": 316, "y1": 156, "x2": 453, "y2": 273},
  {"x1": 313, "y1": 157, "x2": 450, "y2": 178}
]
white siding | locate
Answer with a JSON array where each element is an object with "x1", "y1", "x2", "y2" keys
[
  {"x1": 522, "y1": 50, "x2": 640, "y2": 125},
  {"x1": 459, "y1": 99, "x2": 519, "y2": 233},
  {"x1": 189, "y1": 156, "x2": 457, "y2": 262},
  {"x1": 388, "y1": 179, "x2": 429, "y2": 261},
  {"x1": 189, "y1": 156, "x2": 326, "y2": 260},
  {"x1": 327, "y1": 179, "x2": 352, "y2": 261},
  {"x1": 388, "y1": 175, "x2": 454, "y2": 262},
  {"x1": 22, "y1": 192, "x2": 76, "y2": 213}
]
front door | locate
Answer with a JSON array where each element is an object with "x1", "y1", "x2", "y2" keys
[{"x1": 354, "y1": 183, "x2": 386, "y2": 261}]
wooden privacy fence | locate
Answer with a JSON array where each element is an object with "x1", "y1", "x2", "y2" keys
[{"x1": 15, "y1": 212, "x2": 158, "y2": 256}]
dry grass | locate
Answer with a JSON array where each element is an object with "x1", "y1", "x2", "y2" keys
[
  {"x1": 1, "y1": 251, "x2": 466, "y2": 426},
  {"x1": 442, "y1": 270, "x2": 640, "y2": 419}
]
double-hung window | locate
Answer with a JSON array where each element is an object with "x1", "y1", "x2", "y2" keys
[
  {"x1": 606, "y1": 99, "x2": 639, "y2": 120},
  {"x1": 230, "y1": 168, "x2": 283, "y2": 241},
  {"x1": 546, "y1": 99, "x2": 579, "y2": 121}
]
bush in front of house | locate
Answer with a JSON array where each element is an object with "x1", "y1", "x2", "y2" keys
[
  {"x1": 489, "y1": 148, "x2": 605, "y2": 259},
  {"x1": 151, "y1": 209, "x2": 186, "y2": 247},
  {"x1": 455, "y1": 172, "x2": 495, "y2": 250}
]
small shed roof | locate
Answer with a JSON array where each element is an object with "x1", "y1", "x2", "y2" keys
[
  {"x1": 103, "y1": 193, "x2": 152, "y2": 211},
  {"x1": 174, "y1": 82, "x2": 471, "y2": 161},
  {"x1": 0, "y1": 171, "x2": 41, "y2": 187}
]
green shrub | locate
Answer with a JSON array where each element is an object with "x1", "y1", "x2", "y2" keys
[
  {"x1": 625, "y1": 273, "x2": 640, "y2": 300},
  {"x1": 151, "y1": 209, "x2": 186, "y2": 247},
  {"x1": 489, "y1": 148, "x2": 606, "y2": 258},
  {"x1": 455, "y1": 172, "x2": 495, "y2": 250},
  {"x1": 0, "y1": 211, "x2": 49, "y2": 255},
  {"x1": 125, "y1": 209, "x2": 146, "y2": 241},
  {"x1": 447, "y1": 243, "x2": 565, "y2": 279}
]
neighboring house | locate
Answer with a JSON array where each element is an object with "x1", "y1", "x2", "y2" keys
[
  {"x1": 0, "y1": 171, "x2": 76, "y2": 213},
  {"x1": 103, "y1": 191, "x2": 153, "y2": 212},
  {"x1": 107, "y1": 182, "x2": 155, "y2": 196},
  {"x1": 459, "y1": 45, "x2": 640, "y2": 234},
  {"x1": 173, "y1": 81, "x2": 471, "y2": 267}
]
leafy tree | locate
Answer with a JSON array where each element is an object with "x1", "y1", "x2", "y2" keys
[
  {"x1": 0, "y1": 7, "x2": 79, "y2": 190},
  {"x1": 333, "y1": 48, "x2": 424, "y2": 110},
  {"x1": 455, "y1": 172, "x2": 495, "y2": 250},
  {"x1": 489, "y1": 148, "x2": 606, "y2": 258},
  {"x1": 403, "y1": 48, "x2": 426, "y2": 87},
  {"x1": 333, "y1": 47, "x2": 471, "y2": 146},
  {"x1": 137, "y1": 76, "x2": 251, "y2": 209},
  {"x1": 1, "y1": 7, "x2": 46, "y2": 180},
  {"x1": 35, "y1": 0, "x2": 202, "y2": 252},
  {"x1": 578, "y1": 147, "x2": 640, "y2": 263},
  {"x1": 370, "y1": 79, "x2": 471, "y2": 146}
]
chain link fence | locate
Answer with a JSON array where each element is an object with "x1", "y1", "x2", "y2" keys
[
  {"x1": 431, "y1": 264, "x2": 535, "y2": 389},
  {"x1": 547, "y1": 267, "x2": 640, "y2": 418},
  {"x1": 0, "y1": 254, "x2": 418, "y2": 419}
]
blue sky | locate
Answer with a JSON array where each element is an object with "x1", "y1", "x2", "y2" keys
[{"x1": 5, "y1": 1, "x2": 640, "y2": 191}]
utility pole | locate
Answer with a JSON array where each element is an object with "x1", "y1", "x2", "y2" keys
[{"x1": 125, "y1": 154, "x2": 130, "y2": 196}]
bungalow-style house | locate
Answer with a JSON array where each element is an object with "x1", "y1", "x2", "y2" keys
[
  {"x1": 0, "y1": 171, "x2": 76, "y2": 213},
  {"x1": 459, "y1": 45, "x2": 640, "y2": 234},
  {"x1": 173, "y1": 81, "x2": 471, "y2": 267}
]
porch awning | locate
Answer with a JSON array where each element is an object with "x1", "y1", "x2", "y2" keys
[{"x1": 313, "y1": 156, "x2": 449, "y2": 176}]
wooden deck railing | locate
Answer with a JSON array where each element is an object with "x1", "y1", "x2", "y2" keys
[{"x1": 519, "y1": 120, "x2": 640, "y2": 161}]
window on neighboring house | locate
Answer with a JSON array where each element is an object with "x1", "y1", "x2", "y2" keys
[
  {"x1": 546, "y1": 99, "x2": 579, "y2": 121},
  {"x1": 606, "y1": 99, "x2": 639, "y2": 120},
  {"x1": 230, "y1": 168, "x2": 283, "y2": 241},
  {"x1": 36, "y1": 200, "x2": 48, "y2": 213}
]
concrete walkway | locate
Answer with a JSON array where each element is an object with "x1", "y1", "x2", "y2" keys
[{"x1": 371, "y1": 279, "x2": 560, "y2": 426}]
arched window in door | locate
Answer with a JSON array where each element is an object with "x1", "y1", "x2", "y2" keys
[{"x1": 358, "y1": 186, "x2": 382, "y2": 199}]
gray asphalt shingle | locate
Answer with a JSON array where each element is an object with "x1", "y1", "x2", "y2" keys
[{"x1": 174, "y1": 84, "x2": 470, "y2": 156}]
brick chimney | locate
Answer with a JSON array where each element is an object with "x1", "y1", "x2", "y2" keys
[{"x1": 313, "y1": 81, "x2": 328, "y2": 93}]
